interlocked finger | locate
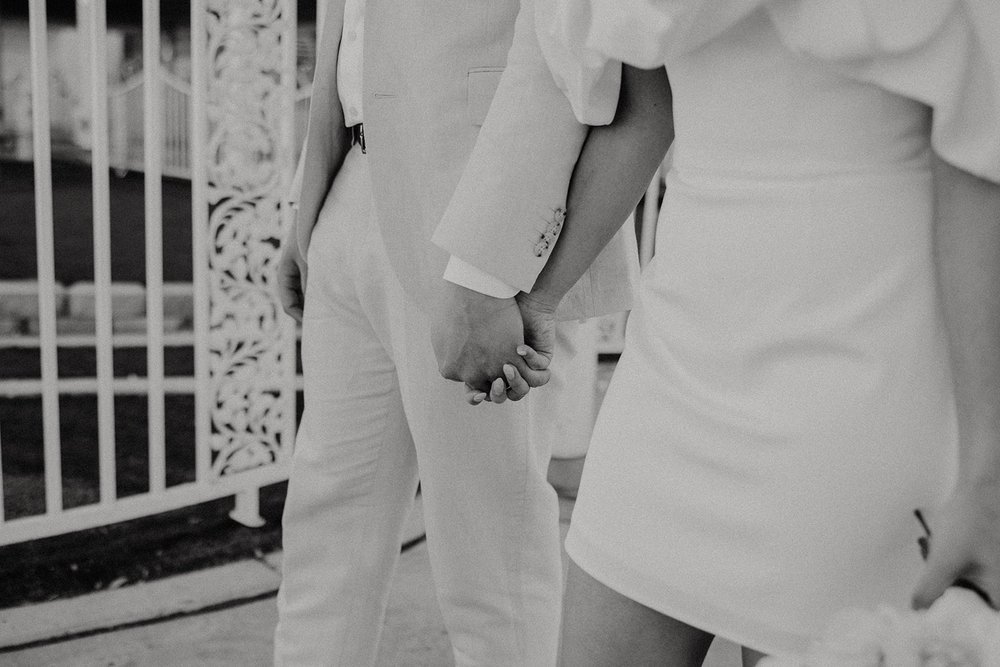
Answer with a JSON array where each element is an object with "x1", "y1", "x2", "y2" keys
[
  {"x1": 465, "y1": 384, "x2": 487, "y2": 406},
  {"x1": 489, "y1": 377, "x2": 509, "y2": 404},
  {"x1": 503, "y1": 364, "x2": 530, "y2": 401}
]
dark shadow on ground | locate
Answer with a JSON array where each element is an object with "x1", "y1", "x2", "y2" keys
[{"x1": 0, "y1": 482, "x2": 286, "y2": 609}]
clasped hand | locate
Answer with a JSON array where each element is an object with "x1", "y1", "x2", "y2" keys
[{"x1": 432, "y1": 283, "x2": 556, "y2": 405}]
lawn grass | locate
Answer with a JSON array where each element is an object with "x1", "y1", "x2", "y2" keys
[
  {"x1": 0, "y1": 159, "x2": 194, "y2": 284},
  {"x1": 1, "y1": 341, "x2": 303, "y2": 518}
]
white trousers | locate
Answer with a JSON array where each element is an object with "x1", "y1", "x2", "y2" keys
[{"x1": 274, "y1": 147, "x2": 592, "y2": 666}]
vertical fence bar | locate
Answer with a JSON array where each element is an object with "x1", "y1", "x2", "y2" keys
[
  {"x1": 0, "y1": 422, "x2": 5, "y2": 523},
  {"x1": 89, "y1": 0, "x2": 117, "y2": 505},
  {"x1": 316, "y1": 0, "x2": 327, "y2": 44},
  {"x1": 190, "y1": 0, "x2": 212, "y2": 484},
  {"x1": 640, "y1": 167, "x2": 661, "y2": 268},
  {"x1": 230, "y1": 488, "x2": 265, "y2": 527},
  {"x1": 143, "y1": 0, "x2": 167, "y2": 493},
  {"x1": 279, "y1": 0, "x2": 298, "y2": 461},
  {"x1": 28, "y1": 0, "x2": 63, "y2": 515}
]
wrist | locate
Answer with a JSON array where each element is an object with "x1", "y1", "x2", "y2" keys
[{"x1": 517, "y1": 289, "x2": 560, "y2": 315}]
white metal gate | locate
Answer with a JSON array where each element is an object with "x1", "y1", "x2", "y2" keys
[
  {"x1": 0, "y1": 0, "x2": 306, "y2": 546},
  {"x1": 0, "y1": 0, "x2": 662, "y2": 549}
]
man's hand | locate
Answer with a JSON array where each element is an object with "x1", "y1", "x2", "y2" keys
[
  {"x1": 450, "y1": 290, "x2": 559, "y2": 406},
  {"x1": 467, "y1": 291, "x2": 559, "y2": 405},
  {"x1": 277, "y1": 234, "x2": 308, "y2": 323},
  {"x1": 913, "y1": 485, "x2": 1000, "y2": 611},
  {"x1": 432, "y1": 282, "x2": 551, "y2": 401}
]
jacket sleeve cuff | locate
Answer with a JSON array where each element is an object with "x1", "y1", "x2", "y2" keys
[{"x1": 443, "y1": 256, "x2": 519, "y2": 299}]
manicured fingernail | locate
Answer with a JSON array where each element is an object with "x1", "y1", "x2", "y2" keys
[
  {"x1": 473, "y1": 393, "x2": 486, "y2": 402},
  {"x1": 503, "y1": 364, "x2": 515, "y2": 379},
  {"x1": 516, "y1": 346, "x2": 528, "y2": 356}
]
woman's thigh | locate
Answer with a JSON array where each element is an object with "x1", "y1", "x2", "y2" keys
[
  {"x1": 742, "y1": 646, "x2": 768, "y2": 667},
  {"x1": 560, "y1": 559, "x2": 715, "y2": 667}
]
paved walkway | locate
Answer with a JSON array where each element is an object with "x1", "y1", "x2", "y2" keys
[
  {"x1": 1, "y1": 496, "x2": 742, "y2": 666},
  {"x1": 2, "y1": 541, "x2": 449, "y2": 667}
]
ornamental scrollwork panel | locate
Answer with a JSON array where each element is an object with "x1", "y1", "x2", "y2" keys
[{"x1": 202, "y1": 0, "x2": 293, "y2": 478}]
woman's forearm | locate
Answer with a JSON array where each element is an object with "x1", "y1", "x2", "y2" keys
[
  {"x1": 933, "y1": 154, "x2": 1000, "y2": 489},
  {"x1": 527, "y1": 65, "x2": 674, "y2": 310}
]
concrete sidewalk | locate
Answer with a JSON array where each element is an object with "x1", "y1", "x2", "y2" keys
[
  {"x1": 1, "y1": 496, "x2": 742, "y2": 666},
  {"x1": 1, "y1": 541, "x2": 449, "y2": 667}
]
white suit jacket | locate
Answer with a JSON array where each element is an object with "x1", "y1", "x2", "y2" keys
[{"x1": 292, "y1": 0, "x2": 638, "y2": 320}]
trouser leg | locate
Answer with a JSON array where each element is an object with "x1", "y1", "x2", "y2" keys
[
  {"x1": 389, "y1": 299, "x2": 563, "y2": 666},
  {"x1": 275, "y1": 149, "x2": 419, "y2": 667}
]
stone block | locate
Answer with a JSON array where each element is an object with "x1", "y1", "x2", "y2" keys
[
  {"x1": 166, "y1": 316, "x2": 190, "y2": 333},
  {"x1": 0, "y1": 315, "x2": 23, "y2": 336},
  {"x1": 66, "y1": 282, "x2": 146, "y2": 320},
  {"x1": 161, "y1": 282, "x2": 194, "y2": 323},
  {"x1": 113, "y1": 316, "x2": 186, "y2": 335},
  {"x1": 55, "y1": 316, "x2": 96, "y2": 336},
  {"x1": 113, "y1": 317, "x2": 148, "y2": 335},
  {"x1": 0, "y1": 280, "x2": 68, "y2": 319}
]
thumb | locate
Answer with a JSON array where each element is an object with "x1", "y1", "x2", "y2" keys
[
  {"x1": 523, "y1": 317, "x2": 555, "y2": 359},
  {"x1": 912, "y1": 541, "x2": 969, "y2": 610}
]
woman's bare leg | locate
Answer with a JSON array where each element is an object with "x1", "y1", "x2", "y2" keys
[
  {"x1": 560, "y1": 560, "x2": 714, "y2": 666},
  {"x1": 742, "y1": 646, "x2": 768, "y2": 667}
]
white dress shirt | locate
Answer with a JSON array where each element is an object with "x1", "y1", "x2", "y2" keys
[
  {"x1": 337, "y1": 0, "x2": 365, "y2": 127},
  {"x1": 337, "y1": 0, "x2": 517, "y2": 298}
]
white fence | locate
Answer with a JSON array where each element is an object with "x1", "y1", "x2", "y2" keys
[
  {"x1": 0, "y1": 0, "x2": 305, "y2": 546},
  {"x1": 108, "y1": 67, "x2": 195, "y2": 179},
  {"x1": 0, "y1": 0, "x2": 663, "y2": 549}
]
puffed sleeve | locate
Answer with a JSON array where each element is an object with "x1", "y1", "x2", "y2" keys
[
  {"x1": 535, "y1": 0, "x2": 769, "y2": 125},
  {"x1": 768, "y1": 0, "x2": 1000, "y2": 182},
  {"x1": 533, "y1": 0, "x2": 622, "y2": 125}
]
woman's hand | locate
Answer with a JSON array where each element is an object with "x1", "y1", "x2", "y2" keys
[
  {"x1": 465, "y1": 345, "x2": 551, "y2": 405},
  {"x1": 913, "y1": 483, "x2": 1000, "y2": 610}
]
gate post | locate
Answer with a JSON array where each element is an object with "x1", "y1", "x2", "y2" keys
[
  {"x1": 191, "y1": 0, "x2": 298, "y2": 494},
  {"x1": 230, "y1": 487, "x2": 266, "y2": 527}
]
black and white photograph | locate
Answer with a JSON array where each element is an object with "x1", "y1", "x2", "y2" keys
[{"x1": 1, "y1": 1, "x2": 999, "y2": 665}]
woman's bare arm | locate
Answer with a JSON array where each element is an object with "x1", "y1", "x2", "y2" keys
[
  {"x1": 523, "y1": 64, "x2": 674, "y2": 313},
  {"x1": 913, "y1": 155, "x2": 1000, "y2": 609}
]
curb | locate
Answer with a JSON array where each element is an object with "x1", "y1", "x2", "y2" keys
[
  {"x1": 0, "y1": 495, "x2": 427, "y2": 651},
  {"x1": 0, "y1": 554, "x2": 282, "y2": 651}
]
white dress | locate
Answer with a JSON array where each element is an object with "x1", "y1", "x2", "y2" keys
[{"x1": 539, "y1": 0, "x2": 1000, "y2": 657}]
